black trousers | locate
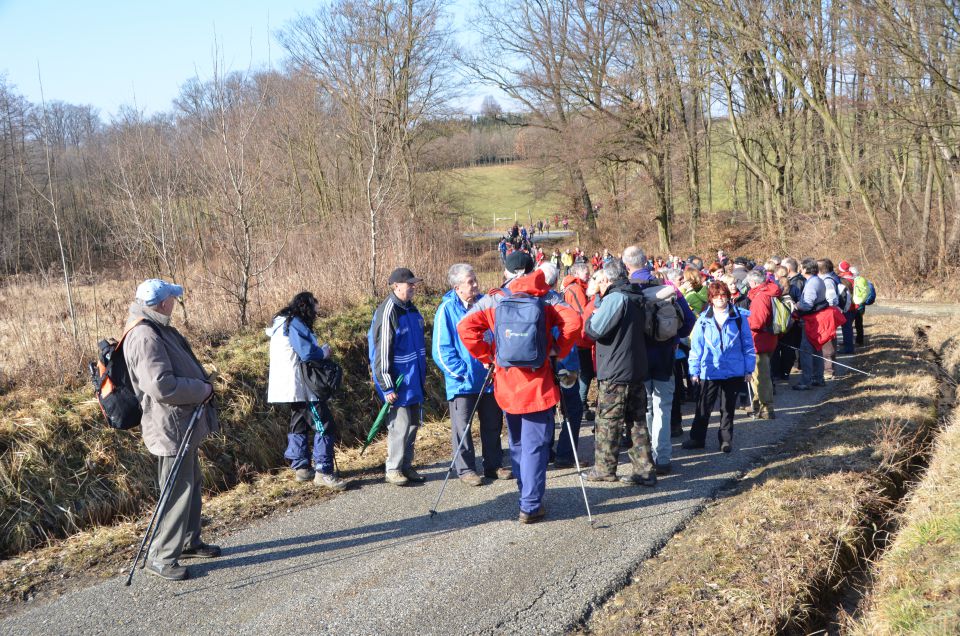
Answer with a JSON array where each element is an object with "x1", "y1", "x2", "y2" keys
[
  {"x1": 689, "y1": 377, "x2": 745, "y2": 444},
  {"x1": 671, "y1": 359, "x2": 685, "y2": 429},
  {"x1": 854, "y1": 309, "x2": 865, "y2": 345}
]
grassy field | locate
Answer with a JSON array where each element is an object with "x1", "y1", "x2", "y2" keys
[{"x1": 443, "y1": 163, "x2": 566, "y2": 230}]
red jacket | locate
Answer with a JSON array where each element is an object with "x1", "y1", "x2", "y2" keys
[
  {"x1": 458, "y1": 270, "x2": 581, "y2": 414},
  {"x1": 561, "y1": 275, "x2": 592, "y2": 348},
  {"x1": 746, "y1": 280, "x2": 782, "y2": 354},
  {"x1": 803, "y1": 307, "x2": 847, "y2": 351}
]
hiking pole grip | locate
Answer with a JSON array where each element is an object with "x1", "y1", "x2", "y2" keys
[
  {"x1": 125, "y1": 404, "x2": 204, "y2": 586},
  {"x1": 429, "y1": 364, "x2": 495, "y2": 518}
]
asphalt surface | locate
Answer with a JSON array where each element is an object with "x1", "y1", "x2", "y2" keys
[{"x1": 3, "y1": 370, "x2": 843, "y2": 636}]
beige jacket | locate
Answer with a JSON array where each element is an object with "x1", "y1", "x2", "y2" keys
[{"x1": 123, "y1": 301, "x2": 219, "y2": 456}]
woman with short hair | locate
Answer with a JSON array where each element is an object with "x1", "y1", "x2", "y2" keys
[
  {"x1": 681, "y1": 267, "x2": 709, "y2": 315},
  {"x1": 682, "y1": 281, "x2": 756, "y2": 453}
]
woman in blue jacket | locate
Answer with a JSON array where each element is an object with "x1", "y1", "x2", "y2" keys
[
  {"x1": 682, "y1": 281, "x2": 756, "y2": 453},
  {"x1": 266, "y1": 292, "x2": 346, "y2": 490}
]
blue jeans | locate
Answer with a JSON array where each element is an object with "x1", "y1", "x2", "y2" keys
[
  {"x1": 506, "y1": 409, "x2": 553, "y2": 514},
  {"x1": 644, "y1": 376, "x2": 676, "y2": 465},
  {"x1": 555, "y1": 384, "x2": 584, "y2": 465},
  {"x1": 285, "y1": 402, "x2": 335, "y2": 473},
  {"x1": 799, "y1": 327, "x2": 824, "y2": 385}
]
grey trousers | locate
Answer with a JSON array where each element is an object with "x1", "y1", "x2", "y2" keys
[
  {"x1": 385, "y1": 404, "x2": 420, "y2": 472},
  {"x1": 149, "y1": 446, "x2": 203, "y2": 565},
  {"x1": 450, "y1": 392, "x2": 504, "y2": 476}
]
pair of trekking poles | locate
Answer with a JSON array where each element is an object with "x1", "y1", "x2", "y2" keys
[
  {"x1": 428, "y1": 364, "x2": 594, "y2": 526},
  {"x1": 125, "y1": 403, "x2": 206, "y2": 586}
]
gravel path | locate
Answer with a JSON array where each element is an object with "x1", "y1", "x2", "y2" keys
[{"x1": 2, "y1": 371, "x2": 842, "y2": 636}]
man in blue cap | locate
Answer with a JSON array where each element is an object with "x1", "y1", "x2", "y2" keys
[{"x1": 123, "y1": 279, "x2": 219, "y2": 581}]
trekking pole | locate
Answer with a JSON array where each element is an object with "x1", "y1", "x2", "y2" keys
[
  {"x1": 782, "y1": 344, "x2": 876, "y2": 377},
  {"x1": 429, "y1": 365, "x2": 495, "y2": 518},
  {"x1": 125, "y1": 404, "x2": 204, "y2": 586},
  {"x1": 555, "y1": 375, "x2": 594, "y2": 527}
]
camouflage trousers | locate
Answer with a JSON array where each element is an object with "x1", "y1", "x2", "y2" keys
[{"x1": 594, "y1": 381, "x2": 654, "y2": 477}]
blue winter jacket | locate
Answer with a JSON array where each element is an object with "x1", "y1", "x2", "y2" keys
[
  {"x1": 367, "y1": 293, "x2": 427, "y2": 407},
  {"x1": 432, "y1": 289, "x2": 494, "y2": 400},
  {"x1": 689, "y1": 305, "x2": 757, "y2": 380}
]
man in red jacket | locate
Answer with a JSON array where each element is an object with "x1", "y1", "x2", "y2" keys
[
  {"x1": 458, "y1": 251, "x2": 581, "y2": 524},
  {"x1": 745, "y1": 269, "x2": 781, "y2": 419}
]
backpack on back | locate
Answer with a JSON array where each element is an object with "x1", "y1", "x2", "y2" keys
[
  {"x1": 768, "y1": 296, "x2": 795, "y2": 335},
  {"x1": 494, "y1": 288, "x2": 547, "y2": 369},
  {"x1": 638, "y1": 284, "x2": 683, "y2": 342},
  {"x1": 864, "y1": 280, "x2": 877, "y2": 305},
  {"x1": 89, "y1": 319, "x2": 156, "y2": 430}
]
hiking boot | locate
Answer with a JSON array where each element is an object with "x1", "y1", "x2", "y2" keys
[
  {"x1": 812, "y1": 380, "x2": 826, "y2": 387},
  {"x1": 180, "y1": 542, "x2": 221, "y2": 559},
  {"x1": 670, "y1": 426, "x2": 684, "y2": 438},
  {"x1": 484, "y1": 467, "x2": 514, "y2": 480},
  {"x1": 620, "y1": 472, "x2": 657, "y2": 487},
  {"x1": 145, "y1": 560, "x2": 189, "y2": 581},
  {"x1": 583, "y1": 409, "x2": 596, "y2": 421},
  {"x1": 385, "y1": 470, "x2": 409, "y2": 486},
  {"x1": 459, "y1": 471, "x2": 483, "y2": 487},
  {"x1": 619, "y1": 435, "x2": 633, "y2": 450},
  {"x1": 315, "y1": 472, "x2": 348, "y2": 491},
  {"x1": 585, "y1": 469, "x2": 618, "y2": 482},
  {"x1": 792, "y1": 384, "x2": 811, "y2": 391},
  {"x1": 681, "y1": 439, "x2": 705, "y2": 450},
  {"x1": 758, "y1": 407, "x2": 776, "y2": 420},
  {"x1": 720, "y1": 442, "x2": 732, "y2": 453},
  {"x1": 518, "y1": 506, "x2": 546, "y2": 524},
  {"x1": 294, "y1": 467, "x2": 315, "y2": 482},
  {"x1": 402, "y1": 468, "x2": 426, "y2": 483},
  {"x1": 654, "y1": 462, "x2": 672, "y2": 475}
]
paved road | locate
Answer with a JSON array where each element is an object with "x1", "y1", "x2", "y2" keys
[{"x1": 3, "y1": 375, "x2": 842, "y2": 636}]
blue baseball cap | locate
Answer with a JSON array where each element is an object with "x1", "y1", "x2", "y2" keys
[{"x1": 136, "y1": 279, "x2": 184, "y2": 305}]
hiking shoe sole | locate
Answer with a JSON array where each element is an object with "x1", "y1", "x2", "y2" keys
[{"x1": 145, "y1": 561, "x2": 189, "y2": 581}]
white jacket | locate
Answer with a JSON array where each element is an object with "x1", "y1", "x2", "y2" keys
[{"x1": 265, "y1": 316, "x2": 316, "y2": 403}]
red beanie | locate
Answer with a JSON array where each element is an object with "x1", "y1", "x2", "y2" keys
[{"x1": 838, "y1": 260, "x2": 851, "y2": 272}]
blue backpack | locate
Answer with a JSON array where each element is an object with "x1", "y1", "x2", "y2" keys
[
  {"x1": 864, "y1": 281, "x2": 876, "y2": 306},
  {"x1": 494, "y1": 289, "x2": 547, "y2": 369}
]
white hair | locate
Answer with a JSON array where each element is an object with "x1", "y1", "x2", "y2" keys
[
  {"x1": 849, "y1": 266, "x2": 860, "y2": 276},
  {"x1": 538, "y1": 261, "x2": 559, "y2": 286},
  {"x1": 447, "y1": 263, "x2": 475, "y2": 288},
  {"x1": 746, "y1": 269, "x2": 766, "y2": 286},
  {"x1": 663, "y1": 268, "x2": 683, "y2": 283},
  {"x1": 622, "y1": 245, "x2": 646, "y2": 270}
]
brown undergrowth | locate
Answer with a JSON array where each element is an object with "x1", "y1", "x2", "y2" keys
[
  {"x1": 582, "y1": 314, "x2": 951, "y2": 635},
  {"x1": 0, "y1": 297, "x2": 448, "y2": 560},
  {"x1": 851, "y1": 322, "x2": 960, "y2": 635}
]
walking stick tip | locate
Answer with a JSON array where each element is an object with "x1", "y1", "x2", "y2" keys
[{"x1": 428, "y1": 509, "x2": 437, "y2": 518}]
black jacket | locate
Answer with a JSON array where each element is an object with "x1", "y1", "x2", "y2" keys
[{"x1": 584, "y1": 278, "x2": 648, "y2": 385}]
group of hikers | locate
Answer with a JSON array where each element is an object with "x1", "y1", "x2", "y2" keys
[{"x1": 115, "y1": 244, "x2": 874, "y2": 581}]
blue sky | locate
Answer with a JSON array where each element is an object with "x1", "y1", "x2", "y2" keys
[{"x1": 0, "y1": 0, "x2": 493, "y2": 118}]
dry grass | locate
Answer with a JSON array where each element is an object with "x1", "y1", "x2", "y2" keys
[
  {"x1": 582, "y1": 315, "x2": 950, "y2": 635},
  {"x1": 0, "y1": 295, "x2": 450, "y2": 559},
  {"x1": 852, "y1": 328, "x2": 960, "y2": 636}
]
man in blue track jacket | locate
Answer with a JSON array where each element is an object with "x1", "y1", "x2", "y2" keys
[
  {"x1": 433, "y1": 264, "x2": 512, "y2": 486},
  {"x1": 368, "y1": 268, "x2": 428, "y2": 486}
]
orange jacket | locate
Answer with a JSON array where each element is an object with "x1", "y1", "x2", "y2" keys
[
  {"x1": 458, "y1": 270, "x2": 582, "y2": 415},
  {"x1": 561, "y1": 275, "x2": 592, "y2": 348}
]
